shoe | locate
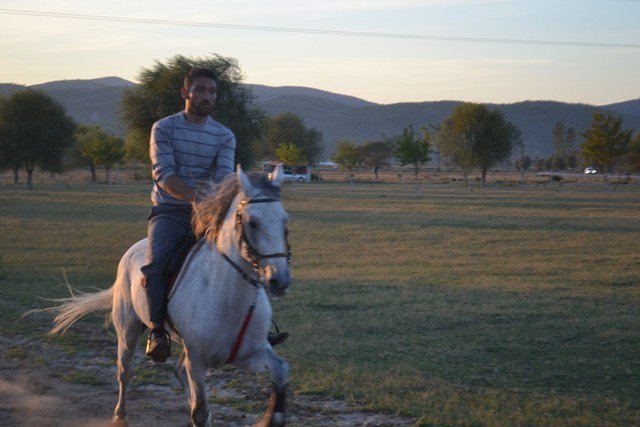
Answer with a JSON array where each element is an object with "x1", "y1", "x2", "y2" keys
[
  {"x1": 267, "y1": 331, "x2": 289, "y2": 346},
  {"x1": 146, "y1": 328, "x2": 171, "y2": 363}
]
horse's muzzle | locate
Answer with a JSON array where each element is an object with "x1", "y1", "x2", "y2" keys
[{"x1": 264, "y1": 263, "x2": 290, "y2": 297}]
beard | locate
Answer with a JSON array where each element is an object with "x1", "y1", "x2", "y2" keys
[{"x1": 190, "y1": 101, "x2": 213, "y2": 117}]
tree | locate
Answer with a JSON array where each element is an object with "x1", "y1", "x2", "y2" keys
[
  {"x1": 553, "y1": 121, "x2": 566, "y2": 158},
  {"x1": 262, "y1": 113, "x2": 323, "y2": 164},
  {"x1": 81, "y1": 131, "x2": 125, "y2": 184},
  {"x1": 0, "y1": 90, "x2": 75, "y2": 189},
  {"x1": 514, "y1": 155, "x2": 532, "y2": 172},
  {"x1": 69, "y1": 125, "x2": 102, "y2": 182},
  {"x1": 580, "y1": 112, "x2": 632, "y2": 174},
  {"x1": 438, "y1": 103, "x2": 518, "y2": 185},
  {"x1": 0, "y1": 96, "x2": 21, "y2": 183},
  {"x1": 121, "y1": 54, "x2": 265, "y2": 168},
  {"x1": 551, "y1": 122, "x2": 577, "y2": 171},
  {"x1": 275, "y1": 143, "x2": 307, "y2": 168},
  {"x1": 360, "y1": 140, "x2": 393, "y2": 180},
  {"x1": 565, "y1": 126, "x2": 577, "y2": 157},
  {"x1": 331, "y1": 140, "x2": 361, "y2": 177},
  {"x1": 627, "y1": 132, "x2": 640, "y2": 173},
  {"x1": 391, "y1": 125, "x2": 432, "y2": 178}
]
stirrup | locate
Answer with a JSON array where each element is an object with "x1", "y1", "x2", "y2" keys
[
  {"x1": 268, "y1": 321, "x2": 289, "y2": 346},
  {"x1": 268, "y1": 331, "x2": 289, "y2": 346},
  {"x1": 146, "y1": 328, "x2": 171, "y2": 363}
]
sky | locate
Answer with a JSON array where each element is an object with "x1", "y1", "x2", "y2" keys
[{"x1": 0, "y1": 0, "x2": 639, "y2": 106}]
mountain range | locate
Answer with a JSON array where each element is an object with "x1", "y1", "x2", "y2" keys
[{"x1": 1, "y1": 77, "x2": 639, "y2": 158}]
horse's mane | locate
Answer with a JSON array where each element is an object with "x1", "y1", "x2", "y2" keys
[{"x1": 192, "y1": 172, "x2": 281, "y2": 242}]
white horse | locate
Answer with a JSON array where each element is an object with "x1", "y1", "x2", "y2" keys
[{"x1": 46, "y1": 165, "x2": 292, "y2": 426}]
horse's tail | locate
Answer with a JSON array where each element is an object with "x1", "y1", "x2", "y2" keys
[{"x1": 45, "y1": 286, "x2": 114, "y2": 335}]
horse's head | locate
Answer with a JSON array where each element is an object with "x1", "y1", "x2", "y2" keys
[{"x1": 236, "y1": 164, "x2": 291, "y2": 297}]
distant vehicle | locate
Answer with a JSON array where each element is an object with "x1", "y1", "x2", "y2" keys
[
  {"x1": 277, "y1": 169, "x2": 309, "y2": 182},
  {"x1": 263, "y1": 163, "x2": 311, "y2": 182},
  {"x1": 584, "y1": 167, "x2": 597, "y2": 175},
  {"x1": 317, "y1": 161, "x2": 338, "y2": 168}
]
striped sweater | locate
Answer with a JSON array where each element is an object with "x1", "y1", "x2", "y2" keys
[{"x1": 149, "y1": 112, "x2": 236, "y2": 206}]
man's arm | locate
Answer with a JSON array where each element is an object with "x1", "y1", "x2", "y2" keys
[{"x1": 159, "y1": 174, "x2": 197, "y2": 203}]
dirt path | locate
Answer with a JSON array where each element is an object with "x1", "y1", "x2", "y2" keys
[{"x1": 0, "y1": 317, "x2": 415, "y2": 427}]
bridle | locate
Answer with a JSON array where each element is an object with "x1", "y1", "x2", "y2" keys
[
  {"x1": 215, "y1": 194, "x2": 292, "y2": 364},
  {"x1": 217, "y1": 195, "x2": 292, "y2": 289},
  {"x1": 236, "y1": 198, "x2": 292, "y2": 273}
]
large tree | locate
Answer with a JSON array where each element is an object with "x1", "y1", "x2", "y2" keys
[
  {"x1": 121, "y1": 54, "x2": 265, "y2": 168},
  {"x1": 438, "y1": 103, "x2": 518, "y2": 185},
  {"x1": 0, "y1": 90, "x2": 75, "y2": 189},
  {"x1": 580, "y1": 112, "x2": 632, "y2": 174},
  {"x1": 261, "y1": 113, "x2": 323, "y2": 164},
  {"x1": 360, "y1": 140, "x2": 393, "y2": 180}
]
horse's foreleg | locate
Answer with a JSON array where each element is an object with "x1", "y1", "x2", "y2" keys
[
  {"x1": 113, "y1": 318, "x2": 144, "y2": 425},
  {"x1": 174, "y1": 350, "x2": 191, "y2": 402},
  {"x1": 184, "y1": 354, "x2": 211, "y2": 427},
  {"x1": 236, "y1": 346, "x2": 289, "y2": 427}
]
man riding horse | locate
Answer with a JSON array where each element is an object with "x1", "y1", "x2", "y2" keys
[{"x1": 142, "y1": 67, "x2": 288, "y2": 362}]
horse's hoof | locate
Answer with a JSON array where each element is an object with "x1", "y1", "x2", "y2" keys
[
  {"x1": 255, "y1": 412, "x2": 285, "y2": 427},
  {"x1": 111, "y1": 416, "x2": 129, "y2": 427},
  {"x1": 270, "y1": 412, "x2": 286, "y2": 426}
]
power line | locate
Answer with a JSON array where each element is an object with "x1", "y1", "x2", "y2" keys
[{"x1": 1, "y1": 8, "x2": 639, "y2": 49}]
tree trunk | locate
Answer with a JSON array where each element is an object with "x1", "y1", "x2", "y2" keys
[
  {"x1": 481, "y1": 168, "x2": 487, "y2": 186},
  {"x1": 89, "y1": 162, "x2": 97, "y2": 183},
  {"x1": 13, "y1": 167, "x2": 19, "y2": 184},
  {"x1": 27, "y1": 170, "x2": 33, "y2": 190},
  {"x1": 106, "y1": 167, "x2": 111, "y2": 185}
]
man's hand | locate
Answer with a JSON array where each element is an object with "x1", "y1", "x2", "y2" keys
[{"x1": 161, "y1": 175, "x2": 197, "y2": 203}]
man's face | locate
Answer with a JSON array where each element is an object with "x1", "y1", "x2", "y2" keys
[{"x1": 183, "y1": 77, "x2": 218, "y2": 117}]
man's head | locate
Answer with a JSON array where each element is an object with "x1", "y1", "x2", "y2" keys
[{"x1": 182, "y1": 68, "x2": 218, "y2": 118}]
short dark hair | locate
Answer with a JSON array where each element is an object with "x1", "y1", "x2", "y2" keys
[{"x1": 184, "y1": 68, "x2": 217, "y2": 89}]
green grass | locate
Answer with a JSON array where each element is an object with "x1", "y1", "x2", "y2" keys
[
  {"x1": 62, "y1": 370, "x2": 108, "y2": 386},
  {"x1": 1, "y1": 180, "x2": 639, "y2": 424}
]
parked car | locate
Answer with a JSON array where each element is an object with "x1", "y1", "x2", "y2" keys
[
  {"x1": 280, "y1": 170, "x2": 309, "y2": 182},
  {"x1": 264, "y1": 163, "x2": 311, "y2": 182},
  {"x1": 584, "y1": 167, "x2": 597, "y2": 175}
]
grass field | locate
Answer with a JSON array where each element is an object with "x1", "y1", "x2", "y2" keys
[{"x1": 1, "y1": 178, "x2": 639, "y2": 425}]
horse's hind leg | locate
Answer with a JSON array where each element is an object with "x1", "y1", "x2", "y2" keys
[
  {"x1": 236, "y1": 346, "x2": 289, "y2": 427},
  {"x1": 112, "y1": 309, "x2": 144, "y2": 425}
]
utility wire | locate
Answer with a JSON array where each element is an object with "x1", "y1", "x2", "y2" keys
[{"x1": 1, "y1": 8, "x2": 639, "y2": 49}]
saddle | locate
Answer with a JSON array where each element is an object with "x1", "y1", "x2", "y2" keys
[{"x1": 141, "y1": 233, "x2": 198, "y2": 296}]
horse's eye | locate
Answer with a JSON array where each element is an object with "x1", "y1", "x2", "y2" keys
[{"x1": 248, "y1": 219, "x2": 259, "y2": 229}]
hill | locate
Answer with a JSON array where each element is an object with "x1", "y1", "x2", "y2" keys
[
  {"x1": 1, "y1": 77, "x2": 638, "y2": 159},
  {"x1": 246, "y1": 84, "x2": 375, "y2": 108}
]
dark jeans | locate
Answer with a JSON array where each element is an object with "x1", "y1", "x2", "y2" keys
[{"x1": 141, "y1": 204, "x2": 193, "y2": 325}]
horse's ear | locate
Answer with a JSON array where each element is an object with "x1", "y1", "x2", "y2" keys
[
  {"x1": 237, "y1": 164, "x2": 258, "y2": 198},
  {"x1": 270, "y1": 163, "x2": 285, "y2": 187}
]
